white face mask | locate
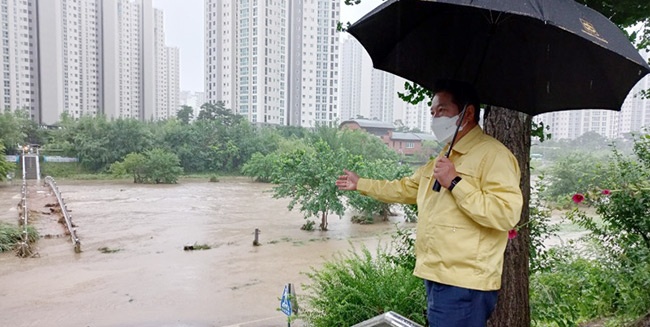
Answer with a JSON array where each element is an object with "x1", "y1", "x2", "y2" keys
[{"x1": 431, "y1": 114, "x2": 463, "y2": 144}]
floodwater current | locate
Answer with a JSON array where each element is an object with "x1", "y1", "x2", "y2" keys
[{"x1": 0, "y1": 178, "x2": 406, "y2": 327}]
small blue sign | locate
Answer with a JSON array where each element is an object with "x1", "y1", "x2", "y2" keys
[{"x1": 280, "y1": 285, "x2": 292, "y2": 316}]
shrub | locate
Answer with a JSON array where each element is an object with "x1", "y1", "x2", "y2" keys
[
  {"x1": 301, "y1": 245, "x2": 425, "y2": 327},
  {"x1": 110, "y1": 149, "x2": 183, "y2": 184},
  {"x1": 0, "y1": 223, "x2": 38, "y2": 252},
  {"x1": 532, "y1": 132, "x2": 650, "y2": 325},
  {"x1": 530, "y1": 244, "x2": 650, "y2": 326}
]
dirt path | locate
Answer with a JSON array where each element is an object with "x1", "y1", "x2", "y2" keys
[{"x1": 0, "y1": 178, "x2": 407, "y2": 327}]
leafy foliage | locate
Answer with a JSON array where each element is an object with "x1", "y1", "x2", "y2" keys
[
  {"x1": 345, "y1": 159, "x2": 413, "y2": 223},
  {"x1": 301, "y1": 244, "x2": 426, "y2": 327},
  {"x1": 242, "y1": 126, "x2": 418, "y2": 229},
  {"x1": 531, "y1": 132, "x2": 650, "y2": 325},
  {"x1": 0, "y1": 223, "x2": 38, "y2": 252},
  {"x1": 271, "y1": 139, "x2": 362, "y2": 230},
  {"x1": 540, "y1": 151, "x2": 610, "y2": 203},
  {"x1": 176, "y1": 105, "x2": 194, "y2": 124},
  {"x1": 528, "y1": 176, "x2": 560, "y2": 273},
  {"x1": 530, "y1": 245, "x2": 650, "y2": 326},
  {"x1": 567, "y1": 132, "x2": 650, "y2": 257},
  {"x1": 0, "y1": 110, "x2": 47, "y2": 154},
  {"x1": 0, "y1": 143, "x2": 15, "y2": 181},
  {"x1": 110, "y1": 149, "x2": 183, "y2": 184}
]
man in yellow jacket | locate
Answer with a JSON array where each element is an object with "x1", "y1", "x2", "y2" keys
[{"x1": 336, "y1": 80, "x2": 523, "y2": 327}]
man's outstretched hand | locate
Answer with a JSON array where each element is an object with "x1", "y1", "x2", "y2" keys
[{"x1": 336, "y1": 169, "x2": 360, "y2": 191}]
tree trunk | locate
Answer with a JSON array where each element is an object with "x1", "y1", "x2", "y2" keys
[
  {"x1": 484, "y1": 107, "x2": 532, "y2": 327},
  {"x1": 320, "y1": 211, "x2": 328, "y2": 231}
]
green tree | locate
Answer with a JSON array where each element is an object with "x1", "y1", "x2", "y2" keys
[
  {"x1": 197, "y1": 101, "x2": 243, "y2": 126},
  {"x1": 542, "y1": 151, "x2": 609, "y2": 201},
  {"x1": 345, "y1": 158, "x2": 413, "y2": 223},
  {"x1": 143, "y1": 148, "x2": 183, "y2": 184},
  {"x1": 151, "y1": 119, "x2": 206, "y2": 173},
  {"x1": 110, "y1": 152, "x2": 147, "y2": 183},
  {"x1": 0, "y1": 143, "x2": 15, "y2": 181},
  {"x1": 242, "y1": 137, "x2": 310, "y2": 183},
  {"x1": 272, "y1": 140, "x2": 361, "y2": 230},
  {"x1": 110, "y1": 149, "x2": 182, "y2": 184},
  {"x1": 176, "y1": 105, "x2": 194, "y2": 124},
  {"x1": 0, "y1": 110, "x2": 38, "y2": 154},
  {"x1": 105, "y1": 118, "x2": 153, "y2": 165},
  {"x1": 70, "y1": 116, "x2": 112, "y2": 171},
  {"x1": 241, "y1": 152, "x2": 280, "y2": 183}
]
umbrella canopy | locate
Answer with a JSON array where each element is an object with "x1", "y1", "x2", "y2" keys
[{"x1": 347, "y1": 0, "x2": 650, "y2": 116}]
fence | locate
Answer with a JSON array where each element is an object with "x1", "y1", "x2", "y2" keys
[
  {"x1": 43, "y1": 176, "x2": 81, "y2": 253},
  {"x1": 15, "y1": 151, "x2": 34, "y2": 257}
]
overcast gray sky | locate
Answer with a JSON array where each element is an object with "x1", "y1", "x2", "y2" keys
[{"x1": 152, "y1": 0, "x2": 383, "y2": 93}]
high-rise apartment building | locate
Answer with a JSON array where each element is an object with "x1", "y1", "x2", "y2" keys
[
  {"x1": 163, "y1": 46, "x2": 179, "y2": 119},
  {"x1": 339, "y1": 36, "x2": 407, "y2": 127},
  {"x1": 535, "y1": 77, "x2": 650, "y2": 140},
  {"x1": 37, "y1": 0, "x2": 104, "y2": 124},
  {"x1": 369, "y1": 69, "x2": 395, "y2": 123},
  {"x1": 399, "y1": 99, "x2": 432, "y2": 134},
  {"x1": 0, "y1": 0, "x2": 179, "y2": 125},
  {"x1": 153, "y1": 8, "x2": 179, "y2": 120},
  {"x1": 179, "y1": 90, "x2": 205, "y2": 119},
  {"x1": 102, "y1": 0, "x2": 157, "y2": 121},
  {"x1": 338, "y1": 37, "x2": 363, "y2": 122},
  {"x1": 205, "y1": 0, "x2": 340, "y2": 127},
  {"x1": 1, "y1": 0, "x2": 39, "y2": 120},
  {"x1": 619, "y1": 67, "x2": 650, "y2": 135}
]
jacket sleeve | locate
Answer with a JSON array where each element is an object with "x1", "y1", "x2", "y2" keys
[
  {"x1": 356, "y1": 165, "x2": 424, "y2": 205},
  {"x1": 451, "y1": 149, "x2": 523, "y2": 231}
]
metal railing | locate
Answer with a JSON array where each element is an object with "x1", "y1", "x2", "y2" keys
[
  {"x1": 16, "y1": 150, "x2": 34, "y2": 257},
  {"x1": 352, "y1": 311, "x2": 424, "y2": 327},
  {"x1": 44, "y1": 176, "x2": 81, "y2": 253}
]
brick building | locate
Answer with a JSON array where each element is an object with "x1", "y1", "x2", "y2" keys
[{"x1": 339, "y1": 118, "x2": 437, "y2": 156}]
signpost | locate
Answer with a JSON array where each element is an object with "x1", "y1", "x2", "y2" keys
[{"x1": 280, "y1": 283, "x2": 298, "y2": 327}]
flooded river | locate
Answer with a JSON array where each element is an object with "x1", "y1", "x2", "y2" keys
[{"x1": 0, "y1": 178, "x2": 407, "y2": 327}]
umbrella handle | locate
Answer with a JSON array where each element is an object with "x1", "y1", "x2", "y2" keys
[{"x1": 433, "y1": 180, "x2": 442, "y2": 192}]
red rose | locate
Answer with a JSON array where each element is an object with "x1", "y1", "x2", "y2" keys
[{"x1": 572, "y1": 193, "x2": 585, "y2": 204}]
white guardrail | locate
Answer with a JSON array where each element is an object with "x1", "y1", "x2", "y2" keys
[
  {"x1": 43, "y1": 176, "x2": 81, "y2": 253},
  {"x1": 16, "y1": 151, "x2": 34, "y2": 257}
]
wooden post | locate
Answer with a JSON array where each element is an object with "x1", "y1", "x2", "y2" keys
[{"x1": 253, "y1": 228, "x2": 260, "y2": 246}]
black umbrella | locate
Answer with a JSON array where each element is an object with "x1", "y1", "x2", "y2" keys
[
  {"x1": 347, "y1": 0, "x2": 650, "y2": 115},
  {"x1": 348, "y1": 0, "x2": 650, "y2": 191}
]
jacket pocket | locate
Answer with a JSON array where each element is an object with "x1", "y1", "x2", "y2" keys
[
  {"x1": 455, "y1": 163, "x2": 478, "y2": 180},
  {"x1": 428, "y1": 224, "x2": 480, "y2": 270}
]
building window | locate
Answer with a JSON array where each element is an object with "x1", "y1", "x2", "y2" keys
[{"x1": 406, "y1": 142, "x2": 415, "y2": 149}]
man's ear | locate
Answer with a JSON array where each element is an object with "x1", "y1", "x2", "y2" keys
[{"x1": 464, "y1": 105, "x2": 475, "y2": 124}]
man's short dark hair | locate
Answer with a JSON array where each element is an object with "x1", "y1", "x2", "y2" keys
[{"x1": 432, "y1": 80, "x2": 481, "y2": 123}]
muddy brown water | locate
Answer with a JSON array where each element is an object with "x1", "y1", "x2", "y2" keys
[{"x1": 0, "y1": 178, "x2": 408, "y2": 327}]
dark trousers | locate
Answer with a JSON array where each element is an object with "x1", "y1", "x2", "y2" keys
[{"x1": 424, "y1": 280, "x2": 498, "y2": 327}]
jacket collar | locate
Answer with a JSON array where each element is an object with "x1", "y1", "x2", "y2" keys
[{"x1": 442, "y1": 125, "x2": 483, "y2": 155}]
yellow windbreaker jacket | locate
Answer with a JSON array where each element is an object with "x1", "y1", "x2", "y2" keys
[{"x1": 357, "y1": 126, "x2": 523, "y2": 291}]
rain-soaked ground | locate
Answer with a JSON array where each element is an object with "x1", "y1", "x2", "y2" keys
[{"x1": 0, "y1": 178, "x2": 407, "y2": 327}]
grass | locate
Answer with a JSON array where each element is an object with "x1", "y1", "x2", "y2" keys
[
  {"x1": 0, "y1": 223, "x2": 38, "y2": 252},
  {"x1": 39, "y1": 162, "x2": 98, "y2": 179},
  {"x1": 183, "y1": 243, "x2": 211, "y2": 251},
  {"x1": 97, "y1": 246, "x2": 122, "y2": 253}
]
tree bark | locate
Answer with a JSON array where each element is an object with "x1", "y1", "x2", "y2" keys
[{"x1": 484, "y1": 107, "x2": 532, "y2": 327}]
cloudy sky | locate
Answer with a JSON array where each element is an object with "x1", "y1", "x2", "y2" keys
[{"x1": 152, "y1": 0, "x2": 383, "y2": 92}]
